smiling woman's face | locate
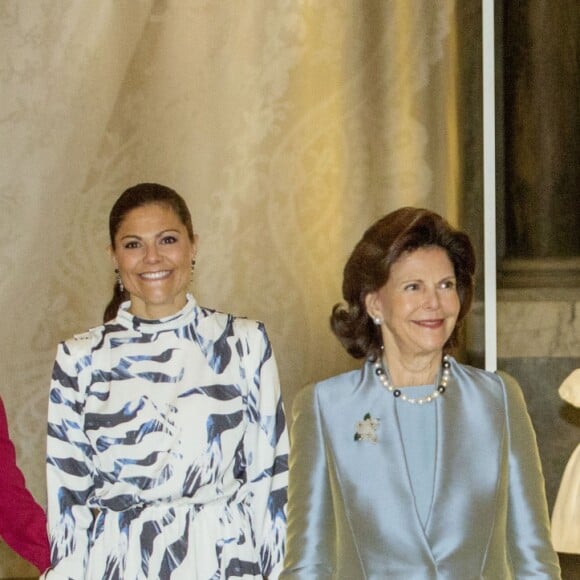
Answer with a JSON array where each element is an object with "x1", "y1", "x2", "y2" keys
[
  {"x1": 110, "y1": 203, "x2": 197, "y2": 320},
  {"x1": 365, "y1": 245, "x2": 460, "y2": 361}
]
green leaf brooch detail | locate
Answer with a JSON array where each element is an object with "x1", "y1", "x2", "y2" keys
[{"x1": 354, "y1": 412, "x2": 380, "y2": 443}]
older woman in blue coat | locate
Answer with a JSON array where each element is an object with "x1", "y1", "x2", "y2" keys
[{"x1": 282, "y1": 208, "x2": 560, "y2": 579}]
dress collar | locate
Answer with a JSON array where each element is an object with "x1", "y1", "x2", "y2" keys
[{"x1": 115, "y1": 293, "x2": 197, "y2": 333}]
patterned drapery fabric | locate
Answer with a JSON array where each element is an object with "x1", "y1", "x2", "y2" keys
[{"x1": 0, "y1": 1, "x2": 461, "y2": 575}]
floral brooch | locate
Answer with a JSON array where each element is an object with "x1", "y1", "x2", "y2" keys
[{"x1": 354, "y1": 412, "x2": 380, "y2": 443}]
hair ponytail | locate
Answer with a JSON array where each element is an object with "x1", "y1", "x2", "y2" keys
[{"x1": 103, "y1": 281, "x2": 127, "y2": 323}]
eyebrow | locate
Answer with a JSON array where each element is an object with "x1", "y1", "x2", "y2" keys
[
  {"x1": 399, "y1": 274, "x2": 456, "y2": 284},
  {"x1": 120, "y1": 229, "x2": 181, "y2": 241}
]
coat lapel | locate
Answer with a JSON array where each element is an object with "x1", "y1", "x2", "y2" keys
[
  {"x1": 425, "y1": 359, "x2": 505, "y2": 566},
  {"x1": 318, "y1": 362, "x2": 436, "y2": 567}
]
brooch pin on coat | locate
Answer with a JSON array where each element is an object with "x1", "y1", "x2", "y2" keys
[{"x1": 354, "y1": 413, "x2": 380, "y2": 443}]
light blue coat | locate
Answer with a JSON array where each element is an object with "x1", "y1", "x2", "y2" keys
[{"x1": 281, "y1": 357, "x2": 561, "y2": 579}]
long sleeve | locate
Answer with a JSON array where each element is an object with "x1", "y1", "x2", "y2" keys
[
  {"x1": 241, "y1": 322, "x2": 289, "y2": 579},
  {"x1": 44, "y1": 341, "x2": 97, "y2": 579},
  {"x1": 501, "y1": 372, "x2": 562, "y2": 578},
  {"x1": 0, "y1": 397, "x2": 50, "y2": 572},
  {"x1": 280, "y1": 384, "x2": 335, "y2": 580}
]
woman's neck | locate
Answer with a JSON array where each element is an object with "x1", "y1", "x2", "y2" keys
[{"x1": 383, "y1": 351, "x2": 443, "y2": 387}]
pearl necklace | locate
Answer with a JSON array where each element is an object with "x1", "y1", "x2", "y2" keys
[{"x1": 374, "y1": 355, "x2": 451, "y2": 404}]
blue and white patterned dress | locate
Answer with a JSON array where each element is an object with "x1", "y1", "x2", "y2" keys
[{"x1": 44, "y1": 295, "x2": 288, "y2": 579}]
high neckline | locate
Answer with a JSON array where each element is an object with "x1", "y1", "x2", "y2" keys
[{"x1": 115, "y1": 293, "x2": 197, "y2": 333}]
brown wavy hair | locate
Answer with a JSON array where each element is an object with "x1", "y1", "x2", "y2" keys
[
  {"x1": 103, "y1": 183, "x2": 195, "y2": 322},
  {"x1": 330, "y1": 207, "x2": 476, "y2": 359}
]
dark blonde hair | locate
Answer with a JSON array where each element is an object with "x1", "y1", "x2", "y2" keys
[
  {"x1": 330, "y1": 207, "x2": 476, "y2": 359},
  {"x1": 103, "y1": 183, "x2": 195, "y2": 322}
]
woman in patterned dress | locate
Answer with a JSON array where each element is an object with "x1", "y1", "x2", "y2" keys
[{"x1": 43, "y1": 183, "x2": 288, "y2": 579}]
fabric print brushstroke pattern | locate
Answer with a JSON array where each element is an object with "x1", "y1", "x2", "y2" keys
[{"x1": 43, "y1": 295, "x2": 288, "y2": 579}]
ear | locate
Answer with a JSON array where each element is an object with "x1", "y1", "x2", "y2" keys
[
  {"x1": 191, "y1": 234, "x2": 199, "y2": 261},
  {"x1": 365, "y1": 291, "x2": 382, "y2": 320},
  {"x1": 107, "y1": 245, "x2": 118, "y2": 269}
]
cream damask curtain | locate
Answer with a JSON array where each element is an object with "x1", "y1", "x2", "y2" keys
[{"x1": 1, "y1": 1, "x2": 464, "y2": 575}]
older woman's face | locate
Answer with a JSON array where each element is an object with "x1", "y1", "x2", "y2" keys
[
  {"x1": 366, "y1": 246, "x2": 460, "y2": 360},
  {"x1": 110, "y1": 203, "x2": 197, "y2": 320}
]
